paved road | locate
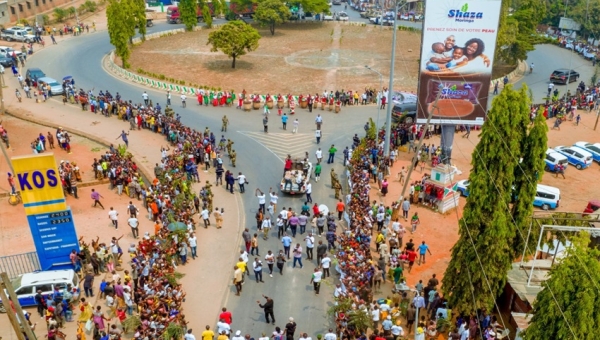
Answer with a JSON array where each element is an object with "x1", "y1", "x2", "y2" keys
[
  {"x1": 512, "y1": 44, "x2": 596, "y2": 103},
  {"x1": 24, "y1": 21, "x2": 382, "y2": 336}
]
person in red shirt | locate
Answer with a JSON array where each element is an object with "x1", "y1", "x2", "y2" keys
[
  {"x1": 312, "y1": 203, "x2": 320, "y2": 218},
  {"x1": 336, "y1": 199, "x2": 345, "y2": 221},
  {"x1": 219, "y1": 307, "x2": 232, "y2": 324},
  {"x1": 407, "y1": 249, "x2": 418, "y2": 273}
]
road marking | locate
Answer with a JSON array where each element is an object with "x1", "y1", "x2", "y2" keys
[{"x1": 238, "y1": 131, "x2": 318, "y2": 161}]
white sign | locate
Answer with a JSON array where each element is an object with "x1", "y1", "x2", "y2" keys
[
  {"x1": 416, "y1": 0, "x2": 502, "y2": 125},
  {"x1": 559, "y1": 17, "x2": 582, "y2": 31}
]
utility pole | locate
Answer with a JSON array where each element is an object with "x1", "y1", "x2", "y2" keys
[
  {"x1": 0, "y1": 66, "x2": 5, "y2": 115},
  {"x1": 383, "y1": 0, "x2": 403, "y2": 158},
  {"x1": 400, "y1": 85, "x2": 443, "y2": 199},
  {"x1": 0, "y1": 272, "x2": 37, "y2": 340}
]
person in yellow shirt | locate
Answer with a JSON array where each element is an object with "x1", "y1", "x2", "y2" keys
[
  {"x1": 217, "y1": 331, "x2": 229, "y2": 340},
  {"x1": 236, "y1": 258, "x2": 247, "y2": 278},
  {"x1": 202, "y1": 325, "x2": 215, "y2": 340}
]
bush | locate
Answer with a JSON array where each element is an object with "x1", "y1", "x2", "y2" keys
[
  {"x1": 84, "y1": 0, "x2": 97, "y2": 12},
  {"x1": 54, "y1": 8, "x2": 67, "y2": 22},
  {"x1": 67, "y1": 6, "x2": 77, "y2": 18},
  {"x1": 41, "y1": 14, "x2": 50, "y2": 25}
]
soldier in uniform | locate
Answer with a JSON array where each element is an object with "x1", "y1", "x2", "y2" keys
[
  {"x1": 333, "y1": 181, "x2": 342, "y2": 199},
  {"x1": 226, "y1": 139, "x2": 234, "y2": 155},
  {"x1": 330, "y1": 168, "x2": 339, "y2": 188},
  {"x1": 222, "y1": 115, "x2": 229, "y2": 132},
  {"x1": 206, "y1": 189, "x2": 214, "y2": 212},
  {"x1": 230, "y1": 150, "x2": 237, "y2": 167},
  {"x1": 204, "y1": 180, "x2": 213, "y2": 193}
]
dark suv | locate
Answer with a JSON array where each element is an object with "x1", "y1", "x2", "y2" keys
[
  {"x1": 550, "y1": 69, "x2": 579, "y2": 84},
  {"x1": 392, "y1": 103, "x2": 417, "y2": 124}
]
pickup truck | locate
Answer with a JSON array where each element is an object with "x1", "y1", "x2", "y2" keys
[
  {"x1": 369, "y1": 15, "x2": 394, "y2": 25},
  {"x1": 0, "y1": 28, "x2": 36, "y2": 43},
  {"x1": 280, "y1": 160, "x2": 312, "y2": 195}
]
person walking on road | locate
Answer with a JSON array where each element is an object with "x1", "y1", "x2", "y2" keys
[
  {"x1": 181, "y1": 93, "x2": 187, "y2": 108},
  {"x1": 315, "y1": 129, "x2": 322, "y2": 144},
  {"x1": 327, "y1": 145, "x2": 337, "y2": 164},
  {"x1": 265, "y1": 250, "x2": 275, "y2": 277},
  {"x1": 128, "y1": 214, "x2": 139, "y2": 238},
  {"x1": 292, "y1": 119, "x2": 299, "y2": 133},
  {"x1": 91, "y1": 189, "x2": 104, "y2": 209},
  {"x1": 256, "y1": 189, "x2": 266, "y2": 214},
  {"x1": 166, "y1": 91, "x2": 172, "y2": 106},
  {"x1": 253, "y1": 257, "x2": 264, "y2": 283},
  {"x1": 281, "y1": 233, "x2": 292, "y2": 258},
  {"x1": 116, "y1": 130, "x2": 129, "y2": 147},
  {"x1": 292, "y1": 243, "x2": 303, "y2": 268},
  {"x1": 418, "y1": 241, "x2": 432, "y2": 265},
  {"x1": 142, "y1": 91, "x2": 149, "y2": 106},
  {"x1": 233, "y1": 265, "x2": 243, "y2": 296},
  {"x1": 310, "y1": 267, "x2": 323, "y2": 294},
  {"x1": 257, "y1": 295, "x2": 275, "y2": 324},
  {"x1": 282, "y1": 113, "x2": 288, "y2": 130},
  {"x1": 263, "y1": 116, "x2": 269, "y2": 133},
  {"x1": 276, "y1": 250, "x2": 286, "y2": 275},
  {"x1": 401, "y1": 197, "x2": 410, "y2": 220},
  {"x1": 315, "y1": 114, "x2": 323, "y2": 130},
  {"x1": 236, "y1": 172, "x2": 247, "y2": 193}
]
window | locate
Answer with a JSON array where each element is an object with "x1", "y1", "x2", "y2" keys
[
  {"x1": 35, "y1": 0, "x2": 39, "y2": 6},
  {"x1": 42, "y1": 0, "x2": 46, "y2": 4},
  {"x1": 10, "y1": 6, "x2": 15, "y2": 14},
  {"x1": 1, "y1": 11, "x2": 4, "y2": 17},
  {"x1": 26, "y1": 2, "x2": 31, "y2": 9},
  {"x1": 15, "y1": 286, "x2": 33, "y2": 297},
  {"x1": 18, "y1": 4, "x2": 23, "y2": 12},
  {"x1": 546, "y1": 155, "x2": 555, "y2": 162},
  {"x1": 36, "y1": 283, "x2": 53, "y2": 294}
]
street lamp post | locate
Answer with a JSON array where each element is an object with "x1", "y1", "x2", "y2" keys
[
  {"x1": 365, "y1": 66, "x2": 384, "y2": 147},
  {"x1": 383, "y1": 0, "x2": 409, "y2": 158}
]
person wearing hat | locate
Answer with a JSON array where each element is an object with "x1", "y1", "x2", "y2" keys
[
  {"x1": 232, "y1": 330, "x2": 244, "y2": 340},
  {"x1": 284, "y1": 317, "x2": 297, "y2": 340}
]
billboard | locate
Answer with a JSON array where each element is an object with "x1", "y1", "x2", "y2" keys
[
  {"x1": 11, "y1": 153, "x2": 67, "y2": 215},
  {"x1": 559, "y1": 17, "x2": 581, "y2": 31},
  {"x1": 11, "y1": 154, "x2": 79, "y2": 271},
  {"x1": 416, "y1": 0, "x2": 502, "y2": 125}
]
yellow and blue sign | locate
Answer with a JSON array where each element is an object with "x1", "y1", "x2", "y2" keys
[
  {"x1": 11, "y1": 153, "x2": 67, "y2": 215},
  {"x1": 11, "y1": 153, "x2": 80, "y2": 271}
]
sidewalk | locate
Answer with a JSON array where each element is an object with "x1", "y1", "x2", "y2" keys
[{"x1": 1, "y1": 56, "x2": 244, "y2": 339}]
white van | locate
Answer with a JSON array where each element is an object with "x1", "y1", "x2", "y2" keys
[
  {"x1": 534, "y1": 184, "x2": 560, "y2": 210},
  {"x1": 545, "y1": 149, "x2": 568, "y2": 172},
  {"x1": 0, "y1": 269, "x2": 78, "y2": 313}
]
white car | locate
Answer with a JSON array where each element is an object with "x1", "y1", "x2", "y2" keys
[
  {"x1": 456, "y1": 180, "x2": 470, "y2": 197},
  {"x1": 0, "y1": 46, "x2": 24, "y2": 58},
  {"x1": 336, "y1": 12, "x2": 349, "y2": 21},
  {"x1": 323, "y1": 13, "x2": 334, "y2": 21},
  {"x1": 574, "y1": 141, "x2": 600, "y2": 163}
]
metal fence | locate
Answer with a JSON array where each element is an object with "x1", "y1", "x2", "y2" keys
[{"x1": 0, "y1": 252, "x2": 41, "y2": 279}]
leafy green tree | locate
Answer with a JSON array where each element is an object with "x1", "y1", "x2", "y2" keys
[
  {"x1": 289, "y1": 0, "x2": 329, "y2": 15},
  {"x1": 511, "y1": 103, "x2": 548, "y2": 258},
  {"x1": 202, "y1": 3, "x2": 214, "y2": 27},
  {"x1": 442, "y1": 85, "x2": 530, "y2": 313},
  {"x1": 107, "y1": 0, "x2": 132, "y2": 67},
  {"x1": 522, "y1": 231, "x2": 600, "y2": 340},
  {"x1": 207, "y1": 20, "x2": 260, "y2": 68},
  {"x1": 67, "y1": 6, "x2": 77, "y2": 18},
  {"x1": 179, "y1": 0, "x2": 199, "y2": 31},
  {"x1": 254, "y1": 0, "x2": 290, "y2": 35},
  {"x1": 54, "y1": 8, "x2": 67, "y2": 22},
  {"x1": 495, "y1": 0, "x2": 545, "y2": 64},
  {"x1": 132, "y1": 0, "x2": 147, "y2": 40}
]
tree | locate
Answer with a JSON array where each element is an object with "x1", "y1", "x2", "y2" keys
[
  {"x1": 495, "y1": 0, "x2": 545, "y2": 65},
  {"x1": 522, "y1": 232, "x2": 600, "y2": 340},
  {"x1": 287, "y1": 0, "x2": 329, "y2": 15},
  {"x1": 54, "y1": 8, "x2": 67, "y2": 22},
  {"x1": 67, "y1": 6, "x2": 77, "y2": 18},
  {"x1": 511, "y1": 105, "x2": 548, "y2": 258},
  {"x1": 202, "y1": 3, "x2": 214, "y2": 28},
  {"x1": 254, "y1": 0, "x2": 290, "y2": 35},
  {"x1": 207, "y1": 20, "x2": 261, "y2": 68},
  {"x1": 132, "y1": 0, "x2": 147, "y2": 40},
  {"x1": 179, "y1": 0, "x2": 199, "y2": 31},
  {"x1": 442, "y1": 85, "x2": 530, "y2": 313},
  {"x1": 107, "y1": 0, "x2": 132, "y2": 68}
]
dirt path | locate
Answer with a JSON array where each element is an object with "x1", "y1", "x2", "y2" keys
[{"x1": 323, "y1": 24, "x2": 342, "y2": 90}]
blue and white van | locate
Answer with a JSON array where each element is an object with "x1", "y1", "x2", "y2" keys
[
  {"x1": 573, "y1": 142, "x2": 600, "y2": 163},
  {"x1": 533, "y1": 184, "x2": 561, "y2": 210},
  {"x1": 544, "y1": 149, "x2": 569, "y2": 172},
  {"x1": 554, "y1": 146, "x2": 593, "y2": 170}
]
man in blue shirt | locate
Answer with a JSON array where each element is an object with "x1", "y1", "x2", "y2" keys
[
  {"x1": 281, "y1": 233, "x2": 292, "y2": 259},
  {"x1": 418, "y1": 241, "x2": 432, "y2": 265},
  {"x1": 282, "y1": 113, "x2": 288, "y2": 130}
]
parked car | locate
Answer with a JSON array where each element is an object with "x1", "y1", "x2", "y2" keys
[
  {"x1": 0, "y1": 269, "x2": 78, "y2": 313},
  {"x1": 332, "y1": 0, "x2": 341, "y2": 5},
  {"x1": 573, "y1": 142, "x2": 600, "y2": 163},
  {"x1": 544, "y1": 148, "x2": 569, "y2": 172},
  {"x1": 533, "y1": 184, "x2": 561, "y2": 210},
  {"x1": 555, "y1": 145, "x2": 593, "y2": 169},
  {"x1": 391, "y1": 91, "x2": 417, "y2": 105},
  {"x1": 37, "y1": 77, "x2": 64, "y2": 95},
  {"x1": 584, "y1": 199, "x2": 600, "y2": 214},
  {"x1": 456, "y1": 179, "x2": 470, "y2": 197},
  {"x1": 26, "y1": 67, "x2": 46, "y2": 81},
  {"x1": 391, "y1": 103, "x2": 417, "y2": 124},
  {"x1": 336, "y1": 12, "x2": 349, "y2": 21},
  {"x1": 323, "y1": 12, "x2": 334, "y2": 20},
  {"x1": 0, "y1": 56, "x2": 14, "y2": 67},
  {"x1": 0, "y1": 46, "x2": 24, "y2": 58},
  {"x1": 0, "y1": 28, "x2": 36, "y2": 43},
  {"x1": 370, "y1": 15, "x2": 394, "y2": 25},
  {"x1": 550, "y1": 69, "x2": 580, "y2": 84}
]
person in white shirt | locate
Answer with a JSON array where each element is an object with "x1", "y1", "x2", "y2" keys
[
  {"x1": 310, "y1": 267, "x2": 323, "y2": 294},
  {"x1": 184, "y1": 329, "x2": 196, "y2": 340},
  {"x1": 231, "y1": 330, "x2": 244, "y2": 340},
  {"x1": 315, "y1": 148, "x2": 323, "y2": 163},
  {"x1": 299, "y1": 333, "x2": 312, "y2": 340},
  {"x1": 200, "y1": 208, "x2": 210, "y2": 228},
  {"x1": 391, "y1": 322, "x2": 404, "y2": 337},
  {"x1": 304, "y1": 233, "x2": 315, "y2": 260},
  {"x1": 324, "y1": 329, "x2": 336, "y2": 340},
  {"x1": 264, "y1": 251, "x2": 275, "y2": 277},
  {"x1": 253, "y1": 258, "x2": 264, "y2": 283},
  {"x1": 258, "y1": 333, "x2": 270, "y2": 340},
  {"x1": 181, "y1": 94, "x2": 187, "y2": 108},
  {"x1": 236, "y1": 172, "x2": 247, "y2": 193},
  {"x1": 256, "y1": 188, "x2": 266, "y2": 214},
  {"x1": 321, "y1": 254, "x2": 332, "y2": 277},
  {"x1": 269, "y1": 188, "x2": 278, "y2": 211},
  {"x1": 108, "y1": 207, "x2": 119, "y2": 229},
  {"x1": 188, "y1": 233, "x2": 198, "y2": 259},
  {"x1": 216, "y1": 319, "x2": 231, "y2": 335},
  {"x1": 261, "y1": 218, "x2": 272, "y2": 240},
  {"x1": 127, "y1": 216, "x2": 139, "y2": 238},
  {"x1": 371, "y1": 305, "x2": 380, "y2": 330}
]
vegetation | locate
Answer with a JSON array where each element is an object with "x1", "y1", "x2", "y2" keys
[
  {"x1": 179, "y1": 0, "x2": 199, "y2": 31},
  {"x1": 53, "y1": 8, "x2": 67, "y2": 22},
  {"x1": 207, "y1": 21, "x2": 261, "y2": 68},
  {"x1": 132, "y1": 0, "x2": 147, "y2": 40},
  {"x1": 522, "y1": 232, "x2": 600, "y2": 340},
  {"x1": 254, "y1": 0, "x2": 291, "y2": 36},
  {"x1": 203, "y1": 3, "x2": 214, "y2": 28},
  {"x1": 442, "y1": 85, "x2": 537, "y2": 313},
  {"x1": 107, "y1": 0, "x2": 134, "y2": 67},
  {"x1": 495, "y1": 0, "x2": 546, "y2": 65}
]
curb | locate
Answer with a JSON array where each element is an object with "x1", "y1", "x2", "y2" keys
[{"x1": 490, "y1": 59, "x2": 528, "y2": 88}]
